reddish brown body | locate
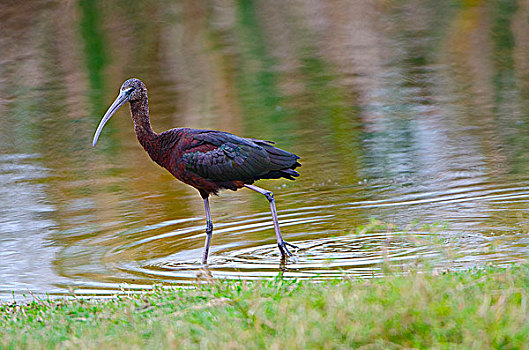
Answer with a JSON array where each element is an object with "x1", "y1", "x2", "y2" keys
[
  {"x1": 154, "y1": 129, "x2": 243, "y2": 196},
  {"x1": 131, "y1": 100, "x2": 301, "y2": 199}
]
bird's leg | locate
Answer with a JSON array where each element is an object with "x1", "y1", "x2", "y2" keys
[
  {"x1": 201, "y1": 197, "x2": 214, "y2": 264},
  {"x1": 244, "y1": 184, "x2": 298, "y2": 258}
]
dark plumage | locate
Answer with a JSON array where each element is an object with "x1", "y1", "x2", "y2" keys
[
  {"x1": 92, "y1": 78, "x2": 301, "y2": 263},
  {"x1": 161, "y1": 128, "x2": 300, "y2": 197}
]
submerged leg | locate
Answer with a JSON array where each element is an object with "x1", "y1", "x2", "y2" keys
[
  {"x1": 244, "y1": 184, "x2": 298, "y2": 258},
  {"x1": 202, "y1": 197, "x2": 214, "y2": 264}
]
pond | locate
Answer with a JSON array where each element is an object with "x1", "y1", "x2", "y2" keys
[{"x1": 1, "y1": 0, "x2": 529, "y2": 300}]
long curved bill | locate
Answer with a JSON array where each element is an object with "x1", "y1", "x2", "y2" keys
[{"x1": 92, "y1": 88, "x2": 133, "y2": 147}]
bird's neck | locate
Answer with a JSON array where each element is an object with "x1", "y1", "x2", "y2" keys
[{"x1": 130, "y1": 98, "x2": 156, "y2": 149}]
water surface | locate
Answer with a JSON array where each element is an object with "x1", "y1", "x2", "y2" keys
[{"x1": 1, "y1": 0, "x2": 529, "y2": 300}]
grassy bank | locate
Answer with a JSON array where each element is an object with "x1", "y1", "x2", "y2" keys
[{"x1": 2, "y1": 265, "x2": 529, "y2": 349}]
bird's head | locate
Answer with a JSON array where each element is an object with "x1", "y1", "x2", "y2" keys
[
  {"x1": 92, "y1": 78, "x2": 147, "y2": 147},
  {"x1": 121, "y1": 78, "x2": 147, "y2": 102}
]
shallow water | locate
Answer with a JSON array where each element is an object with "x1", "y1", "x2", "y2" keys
[{"x1": 1, "y1": 0, "x2": 529, "y2": 300}]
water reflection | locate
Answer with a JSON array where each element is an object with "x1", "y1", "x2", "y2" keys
[
  {"x1": 0, "y1": 154, "x2": 64, "y2": 297},
  {"x1": 1, "y1": 0, "x2": 529, "y2": 300}
]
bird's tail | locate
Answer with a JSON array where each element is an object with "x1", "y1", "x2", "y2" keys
[{"x1": 253, "y1": 140, "x2": 301, "y2": 180}]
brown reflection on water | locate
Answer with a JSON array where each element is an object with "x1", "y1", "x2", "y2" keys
[{"x1": 1, "y1": 0, "x2": 529, "y2": 299}]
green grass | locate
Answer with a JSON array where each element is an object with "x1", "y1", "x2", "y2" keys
[{"x1": 2, "y1": 265, "x2": 529, "y2": 349}]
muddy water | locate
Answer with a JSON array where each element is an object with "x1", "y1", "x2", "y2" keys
[{"x1": 1, "y1": 0, "x2": 529, "y2": 300}]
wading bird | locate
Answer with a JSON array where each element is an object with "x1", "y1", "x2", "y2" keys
[{"x1": 92, "y1": 78, "x2": 301, "y2": 264}]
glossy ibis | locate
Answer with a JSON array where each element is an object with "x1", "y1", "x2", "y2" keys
[{"x1": 92, "y1": 78, "x2": 301, "y2": 264}]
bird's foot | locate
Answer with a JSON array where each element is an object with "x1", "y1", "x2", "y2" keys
[
  {"x1": 283, "y1": 241, "x2": 298, "y2": 249},
  {"x1": 278, "y1": 240, "x2": 298, "y2": 258}
]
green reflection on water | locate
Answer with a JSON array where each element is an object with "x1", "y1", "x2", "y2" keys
[
  {"x1": 79, "y1": 0, "x2": 108, "y2": 112},
  {"x1": 235, "y1": 0, "x2": 295, "y2": 143},
  {"x1": 298, "y1": 51, "x2": 362, "y2": 179}
]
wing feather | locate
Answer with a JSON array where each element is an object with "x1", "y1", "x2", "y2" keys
[{"x1": 180, "y1": 130, "x2": 299, "y2": 182}]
